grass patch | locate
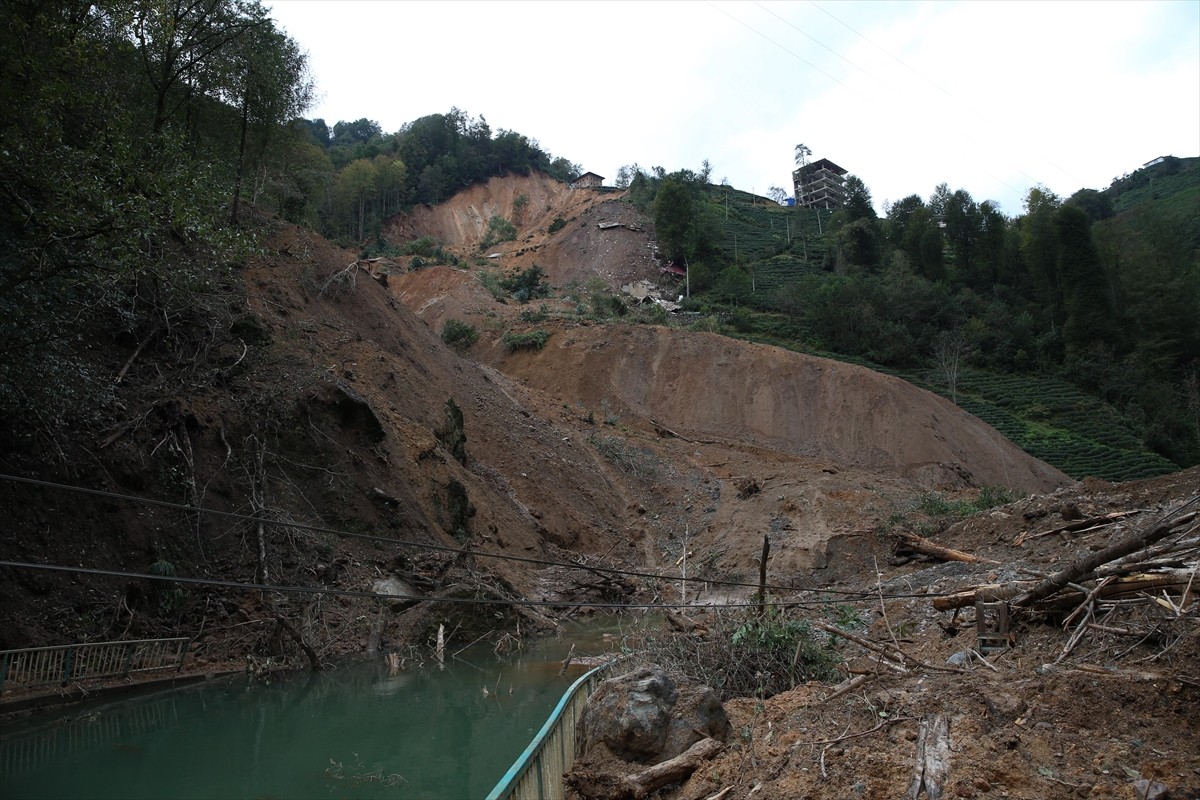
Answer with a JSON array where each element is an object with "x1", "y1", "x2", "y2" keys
[
  {"x1": 587, "y1": 432, "x2": 658, "y2": 478},
  {"x1": 501, "y1": 329, "x2": 549, "y2": 351}
]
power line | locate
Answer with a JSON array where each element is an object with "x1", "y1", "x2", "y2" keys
[
  {"x1": 804, "y1": 0, "x2": 1078, "y2": 189},
  {"x1": 709, "y1": 1, "x2": 1024, "y2": 199},
  {"x1": 0, "y1": 472, "x2": 941, "y2": 600},
  {"x1": 0, "y1": 559, "x2": 873, "y2": 611}
]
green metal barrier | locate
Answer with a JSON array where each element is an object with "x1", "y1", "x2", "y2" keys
[
  {"x1": 0, "y1": 637, "x2": 189, "y2": 692},
  {"x1": 486, "y1": 658, "x2": 621, "y2": 800}
]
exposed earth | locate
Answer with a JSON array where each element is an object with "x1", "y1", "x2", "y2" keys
[{"x1": 0, "y1": 174, "x2": 1195, "y2": 798}]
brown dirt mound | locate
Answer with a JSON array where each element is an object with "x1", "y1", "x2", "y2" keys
[{"x1": 481, "y1": 322, "x2": 1067, "y2": 494}]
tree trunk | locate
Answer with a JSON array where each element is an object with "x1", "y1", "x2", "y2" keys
[
  {"x1": 1012, "y1": 501, "x2": 1198, "y2": 607},
  {"x1": 897, "y1": 532, "x2": 998, "y2": 565},
  {"x1": 231, "y1": 91, "x2": 250, "y2": 224},
  {"x1": 620, "y1": 738, "x2": 723, "y2": 799}
]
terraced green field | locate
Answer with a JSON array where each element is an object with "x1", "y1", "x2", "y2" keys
[
  {"x1": 702, "y1": 187, "x2": 829, "y2": 300},
  {"x1": 946, "y1": 370, "x2": 1178, "y2": 481}
]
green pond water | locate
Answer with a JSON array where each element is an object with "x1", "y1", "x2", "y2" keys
[{"x1": 0, "y1": 621, "x2": 631, "y2": 800}]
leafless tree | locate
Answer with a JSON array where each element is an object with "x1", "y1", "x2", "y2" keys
[{"x1": 933, "y1": 329, "x2": 968, "y2": 404}]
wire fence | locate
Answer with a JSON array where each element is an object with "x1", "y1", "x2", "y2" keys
[{"x1": 0, "y1": 637, "x2": 190, "y2": 693}]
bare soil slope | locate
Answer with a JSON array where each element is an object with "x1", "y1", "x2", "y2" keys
[
  {"x1": 386, "y1": 173, "x2": 660, "y2": 288},
  {"x1": 481, "y1": 322, "x2": 1065, "y2": 492}
]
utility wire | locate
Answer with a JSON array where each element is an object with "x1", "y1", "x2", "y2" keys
[
  {"x1": 710, "y1": 1, "x2": 1027, "y2": 200},
  {"x1": 0, "y1": 472, "x2": 950, "y2": 600},
  {"x1": 804, "y1": 0, "x2": 1078, "y2": 188},
  {"x1": 0, "y1": 559, "x2": 870, "y2": 611}
]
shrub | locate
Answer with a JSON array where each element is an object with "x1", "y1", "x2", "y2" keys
[
  {"x1": 478, "y1": 270, "x2": 507, "y2": 301},
  {"x1": 519, "y1": 303, "x2": 549, "y2": 323},
  {"x1": 436, "y1": 398, "x2": 467, "y2": 464},
  {"x1": 400, "y1": 235, "x2": 443, "y2": 257},
  {"x1": 500, "y1": 264, "x2": 551, "y2": 303},
  {"x1": 638, "y1": 606, "x2": 841, "y2": 700},
  {"x1": 590, "y1": 293, "x2": 627, "y2": 318},
  {"x1": 149, "y1": 559, "x2": 186, "y2": 615},
  {"x1": 441, "y1": 319, "x2": 478, "y2": 352},
  {"x1": 501, "y1": 329, "x2": 549, "y2": 351},
  {"x1": 586, "y1": 432, "x2": 658, "y2": 478},
  {"x1": 548, "y1": 217, "x2": 567, "y2": 234},
  {"x1": 639, "y1": 303, "x2": 670, "y2": 325},
  {"x1": 480, "y1": 215, "x2": 518, "y2": 251}
]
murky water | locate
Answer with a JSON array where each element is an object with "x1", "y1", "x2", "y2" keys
[{"x1": 0, "y1": 619, "x2": 634, "y2": 799}]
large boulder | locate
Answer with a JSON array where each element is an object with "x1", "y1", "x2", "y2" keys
[{"x1": 579, "y1": 664, "x2": 730, "y2": 765}]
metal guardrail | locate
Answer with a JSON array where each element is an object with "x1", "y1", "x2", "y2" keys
[
  {"x1": 0, "y1": 637, "x2": 189, "y2": 692},
  {"x1": 486, "y1": 658, "x2": 622, "y2": 800}
]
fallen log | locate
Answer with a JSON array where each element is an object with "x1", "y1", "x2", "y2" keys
[
  {"x1": 1012, "y1": 499, "x2": 1199, "y2": 607},
  {"x1": 932, "y1": 583, "x2": 1031, "y2": 612},
  {"x1": 274, "y1": 615, "x2": 322, "y2": 672},
  {"x1": 813, "y1": 621, "x2": 966, "y2": 674},
  {"x1": 620, "y1": 737, "x2": 724, "y2": 799},
  {"x1": 821, "y1": 673, "x2": 873, "y2": 704},
  {"x1": 665, "y1": 609, "x2": 700, "y2": 634},
  {"x1": 896, "y1": 532, "x2": 998, "y2": 565},
  {"x1": 1022, "y1": 509, "x2": 1143, "y2": 542},
  {"x1": 932, "y1": 571, "x2": 1194, "y2": 612},
  {"x1": 906, "y1": 714, "x2": 950, "y2": 800}
]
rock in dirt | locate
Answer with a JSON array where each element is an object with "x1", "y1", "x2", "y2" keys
[
  {"x1": 579, "y1": 664, "x2": 730, "y2": 764},
  {"x1": 1132, "y1": 778, "x2": 1168, "y2": 800}
]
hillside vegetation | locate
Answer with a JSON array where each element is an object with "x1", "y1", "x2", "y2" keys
[{"x1": 610, "y1": 158, "x2": 1199, "y2": 479}]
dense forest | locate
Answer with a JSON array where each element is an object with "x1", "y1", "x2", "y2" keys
[
  {"x1": 2, "y1": 1, "x2": 1196, "y2": 480},
  {"x1": 0, "y1": 0, "x2": 575, "y2": 435}
]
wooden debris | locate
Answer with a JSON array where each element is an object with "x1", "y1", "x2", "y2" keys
[
  {"x1": 906, "y1": 714, "x2": 950, "y2": 800},
  {"x1": 1017, "y1": 509, "x2": 1142, "y2": 545},
  {"x1": 934, "y1": 571, "x2": 1194, "y2": 612},
  {"x1": 619, "y1": 737, "x2": 723, "y2": 799},
  {"x1": 896, "y1": 532, "x2": 999, "y2": 565},
  {"x1": 558, "y1": 643, "x2": 576, "y2": 676},
  {"x1": 813, "y1": 620, "x2": 967, "y2": 674},
  {"x1": 665, "y1": 609, "x2": 700, "y2": 634},
  {"x1": 274, "y1": 614, "x2": 322, "y2": 671},
  {"x1": 1012, "y1": 500, "x2": 1199, "y2": 607},
  {"x1": 821, "y1": 673, "x2": 873, "y2": 704}
]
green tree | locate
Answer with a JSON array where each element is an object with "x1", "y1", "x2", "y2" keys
[
  {"x1": 131, "y1": 0, "x2": 265, "y2": 135},
  {"x1": 841, "y1": 175, "x2": 877, "y2": 224},
  {"x1": 714, "y1": 266, "x2": 751, "y2": 306},
  {"x1": 1055, "y1": 204, "x2": 1115, "y2": 351},
  {"x1": 943, "y1": 189, "x2": 979, "y2": 277},
  {"x1": 654, "y1": 176, "x2": 696, "y2": 265},
  {"x1": 224, "y1": 11, "x2": 314, "y2": 222},
  {"x1": 335, "y1": 159, "x2": 378, "y2": 241},
  {"x1": 0, "y1": 0, "x2": 247, "y2": 424},
  {"x1": 1019, "y1": 186, "x2": 1064, "y2": 323}
]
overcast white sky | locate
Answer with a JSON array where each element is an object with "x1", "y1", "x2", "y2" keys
[{"x1": 267, "y1": 0, "x2": 1199, "y2": 216}]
